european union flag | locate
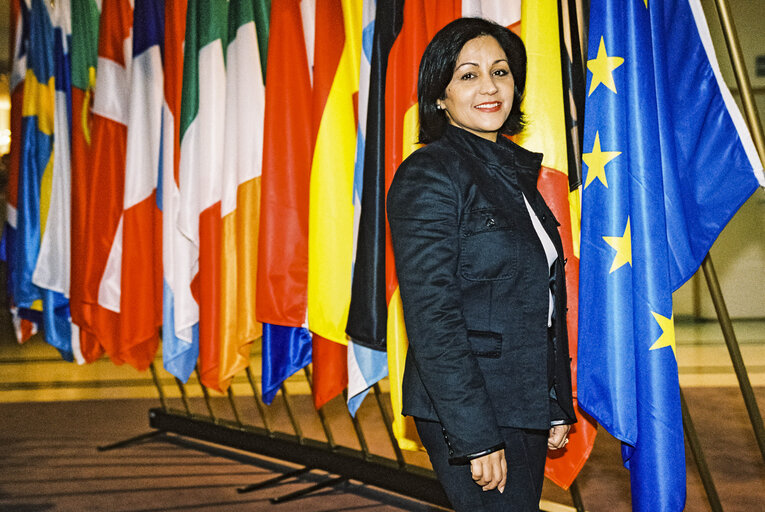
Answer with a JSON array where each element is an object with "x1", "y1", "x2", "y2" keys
[{"x1": 577, "y1": 1, "x2": 764, "y2": 511}]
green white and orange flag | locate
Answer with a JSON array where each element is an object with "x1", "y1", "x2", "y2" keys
[
  {"x1": 176, "y1": 0, "x2": 228, "y2": 391},
  {"x1": 218, "y1": 0, "x2": 266, "y2": 391},
  {"x1": 307, "y1": 0, "x2": 362, "y2": 409}
]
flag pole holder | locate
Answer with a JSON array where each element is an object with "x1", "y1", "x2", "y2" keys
[
  {"x1": 145, "y1": 406, "x2": 453, "y2": 507},
  {"x1": 680, "y1": 389, "x2": 724, "y2": 512},
  {"x1": 91, "y1": 363, "x2": 585, "y2": 511},
  {"x1": 96, "y1": 430, "x2": 165, "y2": 452}
]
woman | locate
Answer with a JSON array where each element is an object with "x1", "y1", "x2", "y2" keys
[{"x1": 387, "y1": 18, "x2": 576, "y2": 511}]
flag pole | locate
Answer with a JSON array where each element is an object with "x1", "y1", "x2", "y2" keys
[
  {"x1": 175, "y1": 377, "x2": 192, "y2": 415},
  {"x1": 244, "y1": 366, "x2": 273, "y2": 432},
  {"x1": 705, "y1": 0, "x2": 765, "y2": 465},
  {"x1": 710, "y1": 0, "x2": 765, "y2": 162},
  {"x1": 700, "y1": 255, "x2": 765, "y2": 463},
  {"x1": 149, "y1": 362, "x2": 167, "y2": 410},
  {"x1": 680, "y1": 389, "x2": 723, "y2": 512}
]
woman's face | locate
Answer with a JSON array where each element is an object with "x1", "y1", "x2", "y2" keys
[{"x1": 437, "y1": 35, "x2": 514, "y2": 142}]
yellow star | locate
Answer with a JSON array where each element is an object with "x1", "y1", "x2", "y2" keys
[
  {"x1": 644, "y1": 0, "x2": 649, "y2": 8},
  {"x1": 603, "y1": 218, "x2": 631, "y2": 273},
  {"x1": 587, "y1": 36, "x2": 625, "y2": 96},
  {"x1": 583, "y1": 131, "x2": 621, "y2": 189},
  {"x1": 650, "y1": 311, "x2": 676, "y2": 360}
]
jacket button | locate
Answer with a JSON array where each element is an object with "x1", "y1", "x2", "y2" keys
[
  {"x1": 449, "y1": 450, "x2": 454, "y2": 456},
  {"x1": 541, "y1": 214, "x2": 547, "y2": 222},
  {"x1": 485, "y1": 217, "x2": 496, "y2": 227}
]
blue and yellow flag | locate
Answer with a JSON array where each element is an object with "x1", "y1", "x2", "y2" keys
[
  {"x1": 14, "y1": 0, "x2": 75, "y2": 360},
  {"x1": 578, "y1": 0, "x2": 763, "y2": 510}
]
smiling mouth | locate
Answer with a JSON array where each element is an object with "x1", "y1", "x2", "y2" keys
[{"x1": 475, "y1": 102, "x2": 502, "y2": 112}]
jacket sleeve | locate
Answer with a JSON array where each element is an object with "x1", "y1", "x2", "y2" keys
[{"x1": 387, "y1": 152, "x2": 503, "y2": 464}]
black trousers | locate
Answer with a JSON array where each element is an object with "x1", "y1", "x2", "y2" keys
[{"x1": 415, "y1": 418, "x2": 548, "y2": 512}]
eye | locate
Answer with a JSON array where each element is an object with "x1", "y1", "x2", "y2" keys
[
  {"x1": 493, "y1": 68, "x2": 509, "y2": 77},
  {"x1": 460, "y1": 72, "x2": 476, "y2": 80}
]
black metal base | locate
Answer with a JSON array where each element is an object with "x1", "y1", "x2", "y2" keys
[
  {"x1": 237, "y1": 466, "x2": 312, "y2": 494},
  {"x1": 148, "y1": 408, "x2": 450, "y2": 508},
  {"x1": 97, "y1": 430, "x2": 165, "y2": 452},
  {"x1": 270, "y1": 476, "x2": 348, "y2": 504}
]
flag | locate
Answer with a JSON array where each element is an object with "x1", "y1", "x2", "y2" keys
[
  {"x1": 345, "y1": 0, "x2": 404, "y2": 416},
  {"x1": 578, "y1": 1, "x2": 763, "y2": 510},
  {"x1": 79, "y1": 0, "x2": 132, "y2": 365},
  {"x1": 33, "y1": 0, "x2": 80, "y2": 362},
  {"x1": 14, "y1": 0, "x2": 74, "y2": 360},
  {"x1": 218, "y1": 0, "x2": 266, "y2": 391},
  {"x1": 256, "y1": 0, "x2": 313, "y2": 405},
  {"x1": 3, "y1": 0, "x2": 40, "y2": 345},
  {"x1": 69, "y1": 0, "x2": 101, "y2": 363},
  {"x1": 305, "y1": 0, "x2": 363, "y2": 409},
  {"x1": 161, "y1": 0, "x2": 197, "y2": 381},
  {"x1": 176, "y1": 0, "x2": 229, "y2": 391},
  {"x1": 117, "y1": 0, "x2": 164, "y2": 371},
  {"x1": 514, "y1": 0, "x2": 597, "y2": 490},
  {"x1": 252, "y1": 0, "x2": 270, "y2": 80},
  {"x1": 383, "y1": 0, "x2": 460, "y2": 451}
]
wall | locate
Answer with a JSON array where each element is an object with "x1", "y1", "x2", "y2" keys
[{"x1": 674, "y1": 0, "x2": 765, "y2": 319}]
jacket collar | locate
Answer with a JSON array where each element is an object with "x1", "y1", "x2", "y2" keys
[{"x1": 442, "y1": 124, "x2": 544, "y2": 180}]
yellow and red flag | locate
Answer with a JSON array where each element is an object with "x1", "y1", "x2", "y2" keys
[
  {"x1": 384, "y1": 0, "x2": 461, "y2": 451},
  {"x1": 307, "y1": 0, "x2": 363, "y2": 409},
  {"x1": 515, "y1": 0, "x2": 597, "y2": 490}
]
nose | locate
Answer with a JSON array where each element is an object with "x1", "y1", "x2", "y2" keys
[{"x1": 479, "y1": 73, "x2": 498, "y2": 95}]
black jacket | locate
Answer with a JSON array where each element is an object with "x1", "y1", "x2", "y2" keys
[{"x1": 387, "y1": 125, "x2": 576, "y2": 464}]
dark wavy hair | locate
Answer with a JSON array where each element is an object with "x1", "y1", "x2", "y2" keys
[{"x1": 417, "y1": 17, "x2": 527, "y2": 144}]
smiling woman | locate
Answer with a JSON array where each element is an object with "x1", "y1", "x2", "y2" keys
[
  {"x1": 387, "y1": 17, "x2": 576, "y2": 512},
  {"x1": 436, "y1": 35, "x2": 515, "y2": 141}
]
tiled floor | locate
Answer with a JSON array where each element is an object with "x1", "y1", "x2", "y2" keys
[{"x1": 1, "y1": 316, "x2": 764, "y2": 511}]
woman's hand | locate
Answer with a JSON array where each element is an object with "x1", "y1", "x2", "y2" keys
[
  {"x1": 470, "y1": 449, "x2": 507, "y2": 493},
  {"x1": 548, "y1": 424, "x2": 571, "y2": 450}
]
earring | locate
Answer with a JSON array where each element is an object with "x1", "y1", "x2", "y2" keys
[{"x1": 436, "y1": 104, "x2": 445, "y2": 110}]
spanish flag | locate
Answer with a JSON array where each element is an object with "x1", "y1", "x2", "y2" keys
[
  {"x1": 384, "y1": 0, "x2": 461, "y2": 451},
  {"x1": 515, "y1": 0, "x2": 597, "y2": 491},
  {"x1": 307, "y1": 0, "x2": 363, "y2": 409}
]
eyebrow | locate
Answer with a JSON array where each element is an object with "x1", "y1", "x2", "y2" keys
[{"x1": 454, "y1": 59, "x2": 509, "y2": 70}]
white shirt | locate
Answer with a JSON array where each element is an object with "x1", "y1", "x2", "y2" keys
[{"x1": 523, "y1": 194, "x2": 557, "y2": 327}]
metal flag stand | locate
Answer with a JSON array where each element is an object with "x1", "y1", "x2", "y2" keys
[{"x1": 96, "y1": 361, "x2": 587, "y2": 511}]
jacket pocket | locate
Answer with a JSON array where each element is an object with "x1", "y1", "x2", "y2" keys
[
  {"x1": 460, "y1": 208, "x2": 518, "y2": 281},
  {"x1": 467, "y1": 330, "x2": 502, "y2": 358}
]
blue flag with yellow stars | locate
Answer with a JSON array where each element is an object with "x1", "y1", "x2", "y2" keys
[{"x1": 578, "y1": 0, "x2": 764, "y2": 510}]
